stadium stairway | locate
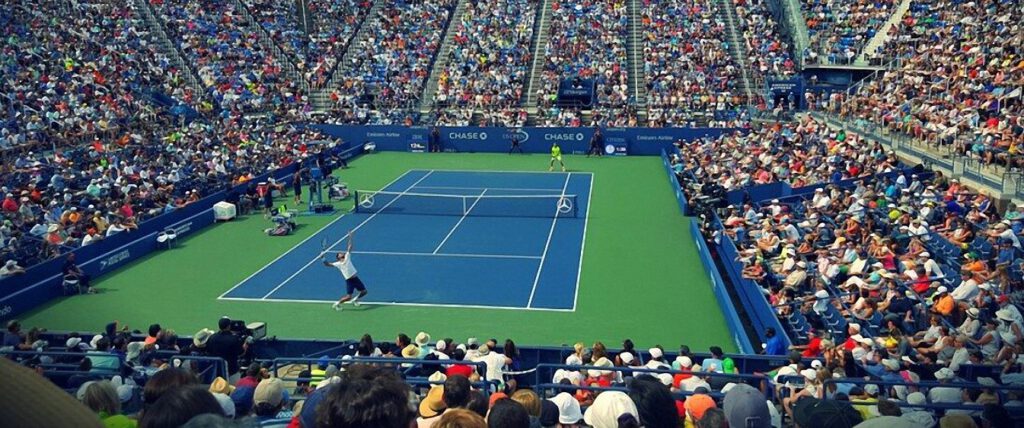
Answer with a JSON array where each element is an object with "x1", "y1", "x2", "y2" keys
[
  {"x1": 231, "y1": 0, "x2": 309, "y2": 95},
  {"x1": 312, "y1": 0, "x2": 386, "y2": 111},
  {"x1": 778, "y1": 0, "x2": 810, "y2": 66},
  {"x1": 133, "y1": 0, "x2": 207, "y2": 103},
  {"x1": 626, "y1": 0, "x2": 647, "y2": 124},
  {"x1": 524, "y1": 0, "x2": 554, "y2": 116},
  {"x1": 418, "y1": 0, "x2": 471, "y2": 115},
  {"x1": 715, "y1": 0, "x2": 756, "y2": 102},
  {"x1": 856, "y1": 0, "x2": 912, "y2": 66}
]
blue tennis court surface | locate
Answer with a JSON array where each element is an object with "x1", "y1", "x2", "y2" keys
[{"x1": 219, "y1": 170, "x2": 592, "y2": 311}]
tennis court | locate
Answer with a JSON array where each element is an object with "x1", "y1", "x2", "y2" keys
[{"x1": 219, "y1": 169, "x2": 593, "y2": 311}]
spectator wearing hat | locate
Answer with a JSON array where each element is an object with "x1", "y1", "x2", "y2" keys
[
  {"x1": 417, "y1": 372, "x2": 450, "y2": 427},
  {"x1": 253, "y1": 378, "x2": 289, "y2": 427},
  {"x1": 784, "y1": 368, "x2": 823, "y2": 418},
  {"x1": 547, "y1": 392, "x2": 582, "y2": 426},
  {"x1": 724, "y1": 383, "x2": 773, "y2": 428},
  {"x1": 930, "y1": 287, "x2": 955, "y2": 318},
  {"x1": 995, "y1": 309, "x2": 1024, "y2": 364},
  {"x1": 582, "y1": 391, "x2": 639, "y2": 428},
  {"x1": 929, "y1": 368, "x2": 961, "y2": 403},
  {"x1": 468, "y1": 344, "x2": 507, "y2": 391},
  {"x1": 682, "y1": 393, "x2": 717, "y2": 428},
  {"x1": 415, "y1": 332, "x2": 433, "y2": 358},
  {"x1": 899, "y1": 392, "x2": 934, "y2": 426}
]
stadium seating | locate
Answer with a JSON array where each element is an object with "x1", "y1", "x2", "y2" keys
[
  {"x1": 433, "y1": 0, "x2": 537, "y2": 127},
  {"x1": 5, "y1": 1, "x2": 1024, "y2": 426}
]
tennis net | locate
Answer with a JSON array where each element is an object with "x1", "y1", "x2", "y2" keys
[{"x1": 352, "y1": 190, "x2": 578, "y2": 218}]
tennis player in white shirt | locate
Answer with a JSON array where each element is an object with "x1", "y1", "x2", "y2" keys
[{"x1": 322, "y1": 231, "x2": 368, "y2": 310}]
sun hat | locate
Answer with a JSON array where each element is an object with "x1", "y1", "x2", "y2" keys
[
  {"x1": 402, "y1": 344, "x2": 420, "y2": 358},
  {"x1": 192, "y1": 328, "x2": 214, "y2": 347},
  {"x1": 583, "y1": 391, "x2": 639, "y2": 428},
  {"x1": 209, "y1": 376, "x2": 235, "y2": 395},
  {"x1": 415, "y1": 332, "x2": 431, "y2": 347},
  {"x1": 253, "y1": 378, "x2": 284, "y2": 407},
  {"x1": 550, "y1": 392, "x2": 583, "y2": 424},
  {"x1": 418, "y1": 371, "x2": 447, "y2": 418}
]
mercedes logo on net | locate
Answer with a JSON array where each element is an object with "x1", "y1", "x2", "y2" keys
[
  {"x1": 359, "y1": 193, "x2": 375, "y2": 208},
  {"x1": 557, "y1": 197, "x2": 574, "y2": 214}
]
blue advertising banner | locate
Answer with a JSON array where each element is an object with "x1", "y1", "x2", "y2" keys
[
  {"x1": 310, "y1": 125, "x2": 744, "y2": 156},
  {"x1": 691, "y1": 219, "x2": 755, "y2": 354},
  {"x1": 558, "y1": 79, "x2": 595, "y2": 107}
]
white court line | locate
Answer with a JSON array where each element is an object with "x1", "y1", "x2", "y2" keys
[
  {"x1": 217, "y1": 170, "x2": 415, "y2": 299},
  {"x1": 351, "y1": 250, "x2": 541, "y2": 260},
  {"x1": 526, "y1": 173, "x2": 572, "y2": 308},
  {"x1": 257, "y1": 170, "x2": 435, "y2": 300},
  {"x1": 407, "y1": 168, "x2": 593, "y2": 175},
  {"x1": 413, "y1": 185, "x2": 567, "y2": 192},
  {"x1": 218, "y1": 296, "x2": 574, "y2": 312},
  {"x1": 432, "y1": 189, "x2": 486, "y2": 254},
  {"x1": 570, "y1": 175, "x2": 595, "y2": 312}
]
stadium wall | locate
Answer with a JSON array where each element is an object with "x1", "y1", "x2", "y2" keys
[{"x1": 310, "y1": 125, "x2": 742, "y2": 155}]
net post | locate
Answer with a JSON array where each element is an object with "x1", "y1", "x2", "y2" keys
[{"x1": 353, "y1": 190, "x2": 360, "y2": 213}]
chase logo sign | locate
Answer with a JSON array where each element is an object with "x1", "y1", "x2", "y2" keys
[
  {"x1": 544, "y1": 133, "x2": 585, "y2": 142},
  {"x1": 513, "y1": 129, "x2": 529, "y2": 143},
  {"x1": 449, "y1": 132, "x2": 488, "y2": 141},
  {"x1": 409, "y1": 142, "x2": 426, "y2": 152},
  {"x1": 99, "y1": 249, "x2": 131, "y2": 270}
]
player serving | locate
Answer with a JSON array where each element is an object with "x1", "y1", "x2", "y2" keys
[
  {"x1": 322, "y1": 231, "x2": 367, "y2": 310},
  {"x1": 549, "y1": 141, "x2": 566, "y2": 172}
]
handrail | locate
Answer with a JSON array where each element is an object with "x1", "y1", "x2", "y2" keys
[
  {"x1": 268, "y1": 356, "x2": 491, "y2": 381},
  {"x1": 533, "y1": 363, "x2": 772, "y2": 388},
  {"x1": 0, "y1": 350, "x2": 229, "y2": 380}
]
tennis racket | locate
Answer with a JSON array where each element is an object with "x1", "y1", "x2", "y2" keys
[{"x1": 320, "y1": 237, "x2": 330, "y2": 260}]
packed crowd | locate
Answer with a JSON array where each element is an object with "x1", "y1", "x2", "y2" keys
[
  {"x1": 0, "y1": 0, "x2": 193, "y2": 151},
  {"x1": 833, "y1": 0, "x2": 1023, "y2": 169},
  {"x1": 435, "y1": 0, "x2": 537, "y2": 112},
  {"x1": 801, "y1": 0, "x2": 895, "y2": 65},
  {"x1": 536, "y1": 0, "x2": 630, "y2": 127},
  {"x1": 640, "y1": 0, "x2": 744, "y2": 127},
  {"x1": 735, "y1": 0, "x2": 797, "y2": 81},
  {"x1": 328, "y1": 0, "x2": 456, "y2": 123},
  {"x1": 242, "y1": 0, "x2": 373, "y2": 88},
  {"x1": 5, "y1": 318, "x2": 1024, "y2": 427},
  {"x1": 678, "y1": 117, "x2": 900, "y2": 192},
  {"x1": 712, "y1": 164, "x2": 1024, "y2": 392},
  {"x1": 153, "y1": 0, "x2": 306, "y2": 114},
  {"x1": 0, "y1": 116, "x2": 342, "y2": 269}
]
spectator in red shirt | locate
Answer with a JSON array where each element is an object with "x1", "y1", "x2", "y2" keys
[
  {"x1": 445, "y1": 348, "x2": 475, "y2": 379},
  {"x1": 2, "y1": 193, "x2": 18, "y2": 213}
]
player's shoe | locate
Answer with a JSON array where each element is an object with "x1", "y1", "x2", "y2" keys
[
  {"x1": 352, "y1": 291, "x2": 368, "y2": 307},
  {"x1": 548, "y1": 166, "x2": 553, "y2": 172},
  {"x1": 332, "y1": 302, "x2": 342, "y2": 311},
  {"x1": 561, "y1": 166, "x2": 566, "y2": 172}
]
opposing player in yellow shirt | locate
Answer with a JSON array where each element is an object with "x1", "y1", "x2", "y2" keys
[{"x1": 549, "y1": 142, "x2": 566, "y2": 172}]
